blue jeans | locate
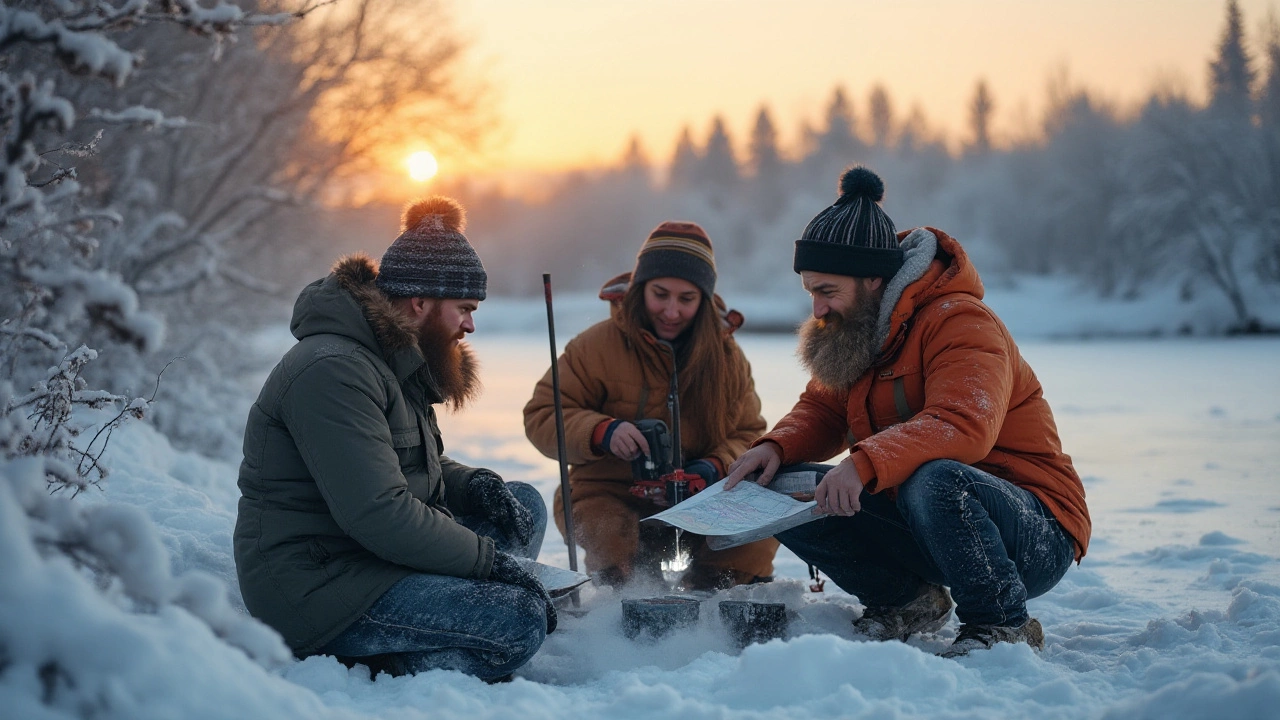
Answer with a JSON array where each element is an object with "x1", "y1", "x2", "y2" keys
[
  {"x1": 318, "y1": 482, "x2": 549, "y2": 680},
  {"x1": 777, "y1": 460, "x2": 1075, "y2": 627}
]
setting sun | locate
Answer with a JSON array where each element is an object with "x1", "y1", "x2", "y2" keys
[{"x1": 406, "y1": 151, "x2": 439, "y2": 182}]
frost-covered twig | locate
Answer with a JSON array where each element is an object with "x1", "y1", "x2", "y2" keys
[{"x1": 86, "y1": 105, "x2": 191, "y2": 129}]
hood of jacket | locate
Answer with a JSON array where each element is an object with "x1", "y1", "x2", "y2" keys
[
  {"x1": 290, "y1": 254, "x2": 439, "y2": 395},
  {"x1": 875, "y1": 227, "x2": 985, "y2": 359},
  {"x1": 598, "y1": 271, "x2": 745, "y2": 339}
]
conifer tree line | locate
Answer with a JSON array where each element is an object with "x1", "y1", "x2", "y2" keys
[{"x1": 451, "y1": 0, "x2": 1279, "y2": 333}]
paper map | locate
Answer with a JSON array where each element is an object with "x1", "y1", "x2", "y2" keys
[
  {"x1": 643, "y1": 465, "x2": 831, "y2": 550},
  {"x1": 515, "y1": 558, "x2": 592, "y2": 597}
]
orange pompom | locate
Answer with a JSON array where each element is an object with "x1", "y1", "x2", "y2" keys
[{"x1": 401, "y1": 196, "x2": 466, "y2": 233}]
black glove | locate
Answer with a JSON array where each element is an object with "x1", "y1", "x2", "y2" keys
[
  {"x1": 467, "y1": 471, "x2": 533, "y2": 546},
  {"x1": 489, "y1": 552, "x2": 558, "y2": 634},
  {"x1": 684, "y1": 459, "x2": 721, "y2": 484}
]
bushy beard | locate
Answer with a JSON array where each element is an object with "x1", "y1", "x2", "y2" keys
[
  {"x1": 797, "y1": 291, "x2": 883, "y2": 392},
  {"x1": 417, "y1": 310, "x2": 481, "y2": 411}
]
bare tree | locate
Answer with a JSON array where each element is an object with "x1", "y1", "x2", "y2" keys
[{"x1": 13, "y1": 0, "x2": 488, "y2": 456}]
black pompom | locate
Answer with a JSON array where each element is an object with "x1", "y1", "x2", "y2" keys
[{"x1": 837, "y1": 166, "x2": 884, "y2": 202}]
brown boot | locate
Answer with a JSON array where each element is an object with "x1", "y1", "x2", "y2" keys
[
  {"x1": 941, "y1": 618, "x2": 1045, "y2": 658},
  {"x1": 852, "y1": 584, "x2": 953, "y2": 641}
]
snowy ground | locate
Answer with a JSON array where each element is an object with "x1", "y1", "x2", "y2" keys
[{"x1": 5, "y1": 280, "x2": 1279, "y2": 718}]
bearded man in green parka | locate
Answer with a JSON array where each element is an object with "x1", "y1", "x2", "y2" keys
[{"x1": 234, "y1": 196, "x2": 556, "y2": 681}]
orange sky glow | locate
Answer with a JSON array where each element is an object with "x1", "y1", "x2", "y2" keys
[{"x1": 441, "y1": 0, "x2": 1278, "y2": 176}]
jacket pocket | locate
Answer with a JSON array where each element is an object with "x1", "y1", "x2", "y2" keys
[
  {"x1": 391, "y1": 427, "x2": 424, "y2": 470},
  {"x1": 869, "y1": 366, "x2": 923, "y2": 429}
]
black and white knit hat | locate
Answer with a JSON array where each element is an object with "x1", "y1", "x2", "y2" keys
[
  {"x1": 793, "y1": 166, "x2": 903, "y2": 279},
  {"x1": 376, "y1": 196, "x2": 487, "y2": 300}
]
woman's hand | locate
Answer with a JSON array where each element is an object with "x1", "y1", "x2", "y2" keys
[{"x1": 608, "y1": 421, "x2": 652, "y2": 461}]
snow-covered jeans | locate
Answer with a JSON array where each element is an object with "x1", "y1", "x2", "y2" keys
[
  {"x1": 317, "y1": 482, "x2": 549, "y2": 680},
  {"x1": 777, "y1": 460, "x2": 1075, "y2": 627}
]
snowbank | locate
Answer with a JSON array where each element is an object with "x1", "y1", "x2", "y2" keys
[{"x1": 2, "y1": 338, "x2": 1278, "y2": 719}]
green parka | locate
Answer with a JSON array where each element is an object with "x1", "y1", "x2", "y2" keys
[{"x1": 234, "y1": 255, "x2": 493, "y2": 654}]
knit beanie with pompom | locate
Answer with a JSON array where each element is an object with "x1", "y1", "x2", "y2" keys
[
  {"x1": 793, "y1": 166, "x2": 903, "y2": 279},
  {"x1": 376, "y1": 196, "x2": 487, "y2": 300}
]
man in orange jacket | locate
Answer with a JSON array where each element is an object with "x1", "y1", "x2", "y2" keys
[{"x1": 724, "y1": 166, "x2": 1089, "y2": 657}]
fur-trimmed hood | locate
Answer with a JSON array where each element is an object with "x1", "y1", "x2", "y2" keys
[{"x1": 290, "y1": 254, "x2": 428, "y2": 384}]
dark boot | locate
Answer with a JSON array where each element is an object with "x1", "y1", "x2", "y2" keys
[
  {"x1": 941, "y1": 617, "x2": 1044, "y2": 658},
  {"x1": 852, "y1": 583, "x2": 953, "y2": 641}
]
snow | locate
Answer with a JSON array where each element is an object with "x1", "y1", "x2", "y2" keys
[{"x1": 2, "y1": 318, "x2": 1278, "y2": 718}]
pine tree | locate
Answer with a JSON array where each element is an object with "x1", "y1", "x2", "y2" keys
[
  {"x1": 619, "y1": 134, "x2": 651, "y2": 188},
  {"x1": 698, "y1": 116, "x2": 740, "y2": 189},
  {"x1": 747, "y1": 105, "x2": 786, "y2": 221},
  {"x1": 897, "y1": 103, "x2": 933, "y2": 153},
  {"x1": 1209, "y1": 0, "x2": 1255, "y2": 117},
  {"x1": 668, "y1": 125, "x2": 700, "y2": 189},
  {"x1": 868, "y1": 84, "x2": 895, "y2": 148},
  {"x1": 1260, "y1": 12, "x2": 1280, "y2": 128},
  {"x1": 622, "y1": 135, "x2": 649, "y2": 172},
  {"x1": 968, "y1": 79, "x2": 995, "y2": 154},
  {"x1": 816, "y1": 86, "x2": 863, "y2": 164},
  {"x1": 1259, "y1": 13, "x2": 1280, "y2": 284},
  {"x1": 748, "y1": 106, "x2": 783, "y2": 179}
]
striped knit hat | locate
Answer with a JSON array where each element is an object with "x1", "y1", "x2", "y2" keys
[
  {"x1": 632, "y1": 221, "x2": 717, "y2": 298},
  {"x1": 793, "y1": 166, "x2": 903, "y2": 278},
  {"x1": 376, "y1": 196, "x2": 487, "y2": 300}
]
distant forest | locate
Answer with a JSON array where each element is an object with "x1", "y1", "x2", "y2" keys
[
  {"x1": 437, "y1": 0, "x2": 1279, "y2": 334},
  {"x1": 3, "y1": 1, "x2": 1277, "y2": 464}
]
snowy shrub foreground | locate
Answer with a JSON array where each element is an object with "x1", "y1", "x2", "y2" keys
[
  {"x1": 0, "y1": 453, "x2": 300, "y2": 719},
  {"x1": 1, "y1": 334, "x2": 1276, "y2": 719}
]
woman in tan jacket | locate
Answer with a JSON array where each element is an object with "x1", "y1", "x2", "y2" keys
[{"x1": 524, "y1": 221, "x2": 778, "y2": 590}]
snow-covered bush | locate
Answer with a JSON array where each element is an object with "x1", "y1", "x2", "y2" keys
[
  {"x1": 0, "y1": 2, "x2": 299, "y2": 714},
  {"x1": 10, "y1": 0, "x2": 486, "y2": 458}
]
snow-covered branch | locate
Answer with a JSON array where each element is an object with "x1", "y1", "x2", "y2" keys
[{"x1": 87, "y1": 105, "x2": 191, "y2": 129}]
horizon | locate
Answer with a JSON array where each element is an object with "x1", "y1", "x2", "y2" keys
[{"x1": 438, "y1": 0, "x2": 1278, "y2": 180}]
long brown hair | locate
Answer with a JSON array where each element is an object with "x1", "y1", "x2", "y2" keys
[{"x1": 621, "y1": 279, "x2": 747, "y2": 444}]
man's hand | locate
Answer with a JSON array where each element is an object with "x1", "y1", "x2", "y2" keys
[
  {"x1": 488, "y1": 552, "x2": 557, "y2": 634},
  {"x1": 607, "y1": 421, "x2": 651, "y2": 461},
  {"x1": 723, "y1": 441, "x2": 783, "y2": 490},
  {"x1": 467, "y1": 471, "x2": 533, "y2": 545},
  {"x1": 814, "y1": 456, "x2": 864, "y2": 516}
]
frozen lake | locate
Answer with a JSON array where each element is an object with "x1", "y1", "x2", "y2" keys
[{"x1": 440, "y1": 334, "x2": 1280, "y2": 600}]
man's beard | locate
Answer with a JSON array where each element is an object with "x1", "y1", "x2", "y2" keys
[
  {"x1": 417, "y1": 310, "x2": 481, "y2": 411},
  {"x1": 797, "y1": 289, "x2": 883, "y2": 392}
]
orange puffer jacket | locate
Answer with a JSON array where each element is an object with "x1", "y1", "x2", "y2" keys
[{"x1": 761, "y1": 228, "x2": 1091, "y2": 559}]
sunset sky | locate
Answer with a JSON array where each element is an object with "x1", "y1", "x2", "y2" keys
[{"x1": 447, "y1": 0, "x2": 1278, "y2": 174}]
